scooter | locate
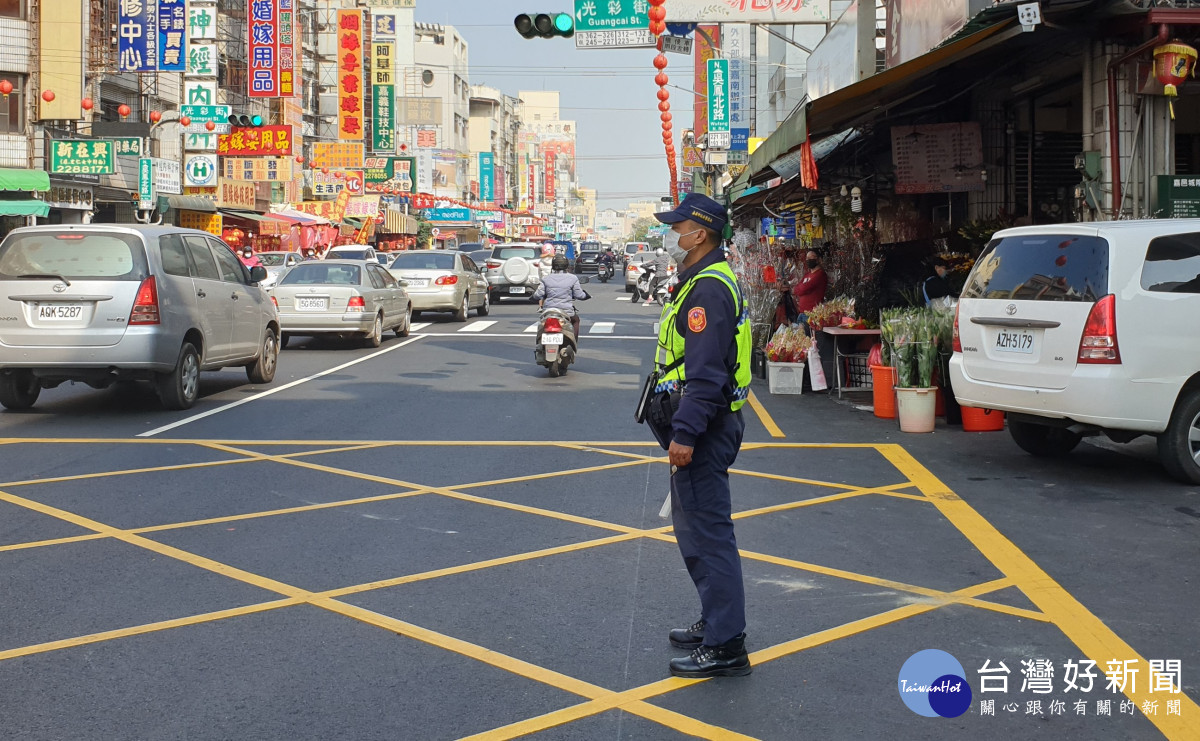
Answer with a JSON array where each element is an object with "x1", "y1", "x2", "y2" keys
[
  {"x1": 632, "y1": 263, "x2": 669, "y2": 306},
  {"x1": 534, "y1": 278, "x2": 591, "y2": 378},
  {"x1": 597, "y1": 261, "x2": 613, "y2": 283}
]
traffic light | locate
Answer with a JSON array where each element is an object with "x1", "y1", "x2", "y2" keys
[
  {"x1": 227, "y1": 113, "x2": 264, "y2": 127},
  {"x1": 514, "y1": 13, "x2": 573, "y2": 39}
]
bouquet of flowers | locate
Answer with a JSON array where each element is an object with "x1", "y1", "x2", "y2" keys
[
  {"x1": 806, "y1": 296, "x2": 855, "y2": 331},
  {"x1": 765, "y1": 324, "x2": 814, "y2": 364}
]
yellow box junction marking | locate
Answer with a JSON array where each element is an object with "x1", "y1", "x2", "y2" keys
[{"x1": 0, "y1": 438, "x2": 1191, "y2": 738}]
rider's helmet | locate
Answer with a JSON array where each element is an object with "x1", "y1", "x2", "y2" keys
[
  {"x1": 551, "y1": 255, "x2": 569, "y2": 273},
  {"x1": 655, "y1": 247, "x2": 665, "y2": 255},
  {"x1": 243, "y1": 249, "x2": 253, "y2": 258}
]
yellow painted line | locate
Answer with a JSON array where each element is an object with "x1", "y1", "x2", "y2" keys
[
  {"x1": 880, "y1": 445, "x2": 1200, "y2": 739},
  {"x1": 320, "y1": 533, "x2": 642, "y2": 599},
  {"x1": 0, "y1": 598, "x2": 302, "y2": 662},
  {"x1": 0, "y1": 438, "x2": 668, "y2": 448},
  {"x1": 0, "y1": 532, "x2": 109, "y2": 553},
  {"x1": 448, "y1": 458, "x2": 656, "y2": 491},
  {"x1": 731, "y1": 483, "x2": 915, "y2": 520},
  {"x1": 746, "y1": 390, "x2": 785, "y2": 438}
]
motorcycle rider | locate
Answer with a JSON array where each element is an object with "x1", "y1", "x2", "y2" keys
[
  {"x1": 304, "y1": 248, "x2": 320, "y2": 261},
  {"x1": 239, "y1": 247, "x2": 261, "y2": 269},
  {"x1": 644, "y1": 246, "x2": 672, "y2": 305},
  {"x1": 598, "y1": 248, "x2": 616, "y2": 280},
  {"x1": 533, "y1": 255, "x2": 590, "y2": 340}
]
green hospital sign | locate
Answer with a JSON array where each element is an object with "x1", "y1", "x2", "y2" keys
[{"x1": 50, "y1": 140, "x2": 115, "y2": 175}]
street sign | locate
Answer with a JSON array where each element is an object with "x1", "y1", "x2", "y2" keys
[
  {"x1": 574, "y1": 0, "x2": 654, "y2": 49},
  {"x1": 707, "y1": 131, "x2": 731, "y2": 150},
  {"x1": 707, "y1": 58, "x2": 730, "y2": 136},
  {"x1": 138, "y1": 158, "x2": 155, "y2": 210},
  {"x1": 661, "y1": 35, "x2": 693, "y2": 55},
  {"x1": 180, "y1": 104, "x2": 231, "y2": 123},
  {"x1": 431, "y1": 228, "x2": 440, "y2": 237}
]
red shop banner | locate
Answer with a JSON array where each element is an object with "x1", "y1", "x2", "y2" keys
[
  {"x1": 544, "y1": 151, "x2": 557, "y2": 203},
  {"x1": 336, "y1": 10, "x2": 365, "y2": 139},
  {"x1": 247, "y1": 0, "x2": 295, "y2": 98},
  {"x1": 218, "y1": 125, "x2": 294, "y2": 156}
]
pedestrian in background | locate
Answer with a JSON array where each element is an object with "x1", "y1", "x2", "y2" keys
[
  {"x1": 648, "y1": 193, "x2": 753, "y2": 678},
  {"x1": 923, "y1": 256, "x2": 953, "y2": 308}
]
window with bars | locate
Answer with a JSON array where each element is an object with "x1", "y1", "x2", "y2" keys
[{"x1": 0, "y1": 74, "x2": 24, "y2": 134}]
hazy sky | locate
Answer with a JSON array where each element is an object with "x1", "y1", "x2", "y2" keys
[{"x1": 416, "y1": 1, "x2": 693, "y2": 210}]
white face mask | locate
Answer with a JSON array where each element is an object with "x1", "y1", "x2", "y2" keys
[{"x1": 663, "y1": 228, "x2": 701, "y2": 264}]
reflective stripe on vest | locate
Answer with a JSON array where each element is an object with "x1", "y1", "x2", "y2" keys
[{"x1": 655, "y1": 261, "x2": 752, "y2": 411}]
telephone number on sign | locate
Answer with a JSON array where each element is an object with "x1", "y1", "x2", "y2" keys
[{"x1": 51, "y1": 165, "x2": 111, "y2": 174}]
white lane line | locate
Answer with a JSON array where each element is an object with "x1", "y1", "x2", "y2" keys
[
  {"x1": 137, "y1": 336, "x2": 425, "y2": 438},
  {"x1": 458, "y1": 321, "x2": 496, "y2": 333},
  {"x1": 615, "y1": 297, "x2": 632, "y2": 302},
  {"x1": 408, "y1": 322, "x2": 432, "y2": 332},
  {"x1": 589, "y1": 322, "x2": 615, "y2": 335},
  {"x1": 412, "y1": 333, "x2": 654, "y2": 340},
  {"x1": 523, "y1": 323, "x2": 539, "y2": 333}
]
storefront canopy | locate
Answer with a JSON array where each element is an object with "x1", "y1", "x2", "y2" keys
[
  {"x1": 219, "y1": 208, "x2": 289, "y2": 223},
  {"x1": 741, "y1": 17, "x2": 1020, "y2": 188},
  {"x1": 0, "y1": 200, "x2": 50, "y2": 217},
  {"x1": 160, "y1": 194, "x2": 217, "y2": 213},
  {"x1": 0, "y1": 168, "x2": 50, "y2": 193}
]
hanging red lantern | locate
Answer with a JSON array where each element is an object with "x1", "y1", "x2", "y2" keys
[
  {"x1": 655, "y1": 72, "x2": 669, "y2": 87},
  {"x1": 149, "y1": 110, "x2": 162, "y2": 123},
  {"x1": 658, "y1": 101, "x2": 671, "y2": 112},
  {"x1": 653, "y1": 54, "x2": 668, "y2": 70},
  {"x1": 0, "y1": 80, "x2": 12, "y2": 96},
  {"x1": 179, "y1": 116, "x2": 191, "y2": 126},
  {"x1": 295, "y1": 155, "x2": 305, "y2": 164},
  {"x1": 650, "y1": 21, "x2": 666, "y2": 35},
  {"x1": 1154, "y1": 41, "x2": 1198, "y2": 120},
  {"x1": 648, "y1": 0, "x2": 666, "y2": 5},
  {"x1": 81, "y1": 97, "x2": 94, "y2": 111},
  {"x1": 118, "y1": 104, "x2": 131, "y2": 117},
  {"x1": 657, "y1": 88, "x2": 670, "y2": 101},
  {"x1": 661, "y1": 112, "x2": 672, "y2": 122},
  {"x1": 205, "y1": 120, "x2": 216, "y2": 131},
  {"x1": 648, "y1": 6, "x2": 667, "y2": 22},
  {"x1": 662, "y1": 122, "x2": 672, "y2": 131},
  {"x1": 322, "y1": 167, "x2": 329, "y2": 174},
  {"x1": 334, "y1": 171, "x2": 344, "y2": 179},
  {"x1": 41, "y1": 90, "x2": 55, "y2": 103}
]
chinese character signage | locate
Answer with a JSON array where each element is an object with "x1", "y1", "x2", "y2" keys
[
  {"x1": 725, "y1": 24, "x2": 750, "y2": 151},
  {"x1": 337, "y1": 10, "x2": 365, "y2": 139},
  {"x1": 373, "y1": 12, "x2": 397, "y2": 38},
  {"x1": 544, "y1": 151, "x2": 556, "y2": 203},
  {"x1": 707, "y1": 58, "x2": 730, "y2": 135},
  {"x1": 152, "y1": 157, "x2": 183, "y2": 194},
  {"x1": 372, "y1": 42, "x2": 394, "y2": 152},
  {"x1": 218, "y1": 126, "x2": 293, "y2": 156},
  {"x1": 158, "y1": 0, "x2": 187, "y2": 71},
  {"x1": 364, "y1": 157, "x2": 415, "y2": 193},
  {"x1": 50, "y1": 140, "x2": 115, "y2": 175},
  {"x1": 216, "y1": 178, "x2": 258, "y2": 209},
  {"x1": 417, "y1": 129, "x2": 438, "y2": 148},
  {"x1": 248, "y1": 0, "x2": 295, "y2": 97},
  {"x1": 118, "y1": 1, "x2": 156, "y2": 72},
  {"x1": 180, "y1": 212, "x2": 223, "y2": 235},
  {"x1": 397, "y1": 98, "x2": 442, "y2": 127},
  {"x1": 344, "y1": 196, "x2": 380, "y2": 219},
  {"x1": 189, "y1": 2, "x2": 216, "y2": 40},
  {"x1": 222, "y1": 157, "x2": 294, "y2": 182},
  {"x1": 311, "y1": 142, "x2": 364, "y2": 170},
  {"x1": 479, "y1": 152, "x2": 494, "y2": 203},
  {"x1": 113, "y1": 138, "x2": 144, "y2": 158},
  {"x1": 662, "y1": 0, "x2": 831, "y2": 23},
  {"x1": 187, "y1": 43, "x2": 218, "y2": 77}
]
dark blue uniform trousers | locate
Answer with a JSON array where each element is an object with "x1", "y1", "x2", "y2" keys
[{"x1": 670, "y1": 409, "x2": 747, "y2": 647}]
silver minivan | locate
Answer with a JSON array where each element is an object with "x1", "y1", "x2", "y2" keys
[{"x1": 0, "y1": 224, "x2": 280, "y2": 411}]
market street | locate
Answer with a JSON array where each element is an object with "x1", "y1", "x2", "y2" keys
[{"x1": 0, "y1": 287, "x2": 1197, "y2": 740}]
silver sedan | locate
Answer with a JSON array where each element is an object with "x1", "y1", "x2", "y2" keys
[
  {"x1": 271, "y1": 259, "x2": 411, "y2": 348},
  {"x1": 387, "y1": 250, "x2": 490, "y2": 321}
]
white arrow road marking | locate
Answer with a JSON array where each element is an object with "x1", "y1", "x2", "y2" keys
[{"x1": 523, "y1": 323, "x2": 539, "y2": 333}]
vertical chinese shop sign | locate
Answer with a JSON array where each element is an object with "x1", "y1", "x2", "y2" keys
[
  {"x1": 337, "y1": 10, "x2": 365, "y2": 140},
  {"x1": 372, "y1": 42, "x2": 395, "y2": 152},
  {"x1": 248, "y1": 0, "x2": 294, "y2": 98}
]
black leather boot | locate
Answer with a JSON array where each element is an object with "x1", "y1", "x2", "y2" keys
[
  {"x1": 669, "y1": 633, "x2": 751, "y2": 678},
  {"x1": 669, "y1": 619, "x2": 706, "y2": 649}
]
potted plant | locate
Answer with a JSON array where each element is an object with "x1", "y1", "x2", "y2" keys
[
  {"x1": 765, "y1": 324, "x2": 813, "y2": 395},
  {"x1": 892, "y1": 312, "x2": 940, "y2": 433}
]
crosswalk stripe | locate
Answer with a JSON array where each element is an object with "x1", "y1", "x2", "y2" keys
[
  {"x1": 523, "y1": 323, "x2": 539, "y2": 333},
  {"x1": 409, "y1": 322, "x2": 432, "y2": 332},
  {"x1": 589, "y1": 322, "x2": 615, "y2": 335},
  {"x1": 458, "y1": 321, "x2": 496, "y2": 333},
  {"x1": 615, "y1": 297, "x2": 632, "y2": 302}
]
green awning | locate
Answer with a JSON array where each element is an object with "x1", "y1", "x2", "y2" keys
[
  {"x1": 747, "y1": 105, "x2": 808, "y2": 182},
  {"x1": 0, "y1": 200, "x2": 50, "y2": 217},
  {"x1": 219, "y1": 208, "x2": 273, "y2": 222},
  {"x1": 0, "y1": 168, "x2": 50, "y2": 193},
  {"x1": 161, "y1": 194, "x2": 217, "y2": 213}
]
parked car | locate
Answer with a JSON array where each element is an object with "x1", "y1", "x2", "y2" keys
[
  {"x1": 456, "y1": 242, "x2": 483, "y2": 253},
  {"x1": 624, "y1": 251, "x2": 676, "y2": 293},
  {"x1": 325, "y1": 245, "x2": 378, "y2": 263},
  {"x1": 255, "y1": 250, "x2": 304, "y2": 288},
  {"x1": 623, "y1": 242, "x2": 650, "y2": 267},
  {"x1": 387, "y1": 250, "x2": 489, "y2": 320},
  {"x1": 483, "y1": 242, "x2": 551, "y2": 302},
  {"x1": 575, "y1": 249, "x2": 601, "y2": 275},
  {"x1": 466, "y1": 249, "x2": 492, "y2": 269},
  {"x1": 271, "y1": 259, "x2": 411, "y2": 348},
  {"x1": 949, "y1": 220, "x2": 1200, "y2": 483},
  {"x1": 0, "y1": 224, "x2": 279, "y2": 411}
]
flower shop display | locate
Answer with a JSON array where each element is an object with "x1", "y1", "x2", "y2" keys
[
  {"x1": 806, "y1": 297, "x2": 855, "y2": 332},
  {"x1": 890, "y1": 311, "x2": 944, "y2": 433},
  {"x1": 765, "y1": 324, "x2": 813, "y2": 395}
]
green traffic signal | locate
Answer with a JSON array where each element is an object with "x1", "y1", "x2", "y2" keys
[
  {"x1": 514, "y1": 12, "x2": 573, "y2": 39},
  {"x1": 228, "y1": 113, "x2": 264, "y2": 127}
]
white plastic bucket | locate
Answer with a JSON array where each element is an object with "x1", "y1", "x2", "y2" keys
[
  {"x1": 767, "y1": 362, "x2": 805, "y2": 394},
  {"x1": 895, "y1": 387, "x2": 937, "y2": 433}
]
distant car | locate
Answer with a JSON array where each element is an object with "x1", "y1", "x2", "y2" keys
[
  {"x1": 387, "y1": 250, "x2": 490, "y2": 320},
  {"x1": 0, "y1": 224, "x2": 279, "y2": 411},
  {"x1": 483, "y1": 243, "x2": 551, "y2": 302},
  {"x1": 950, "y1": 219, "x2": 1200, "y2": 484},
  {"x1": 456, "y1": 242, "x2": 483, "y2": 253},
  {"x1": 623, "y1": 242, "x2": 650, "y2": 268},
  {"x1": 271, "y1": 259, "x2": 411, "y2": 348},
  {"x1": 325, "y1": 245, "x2": 378, "y2": 263},
  {"x1": 624, "y1": 251, "x2": 675, "y2": 293},
  {"x1": 255, "y1": 250, "x2": 304, "y2": 288},
  {"x1": 575, "y1": 249, "x2": 601, "y2": 275},
  {"x1": 467, "y1": 249, "x2": 492, "y2": 268}
]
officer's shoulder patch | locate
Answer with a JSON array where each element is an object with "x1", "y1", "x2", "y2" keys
[{"x1": 687, "y1": 307, "x2": 707, "y2": 333}]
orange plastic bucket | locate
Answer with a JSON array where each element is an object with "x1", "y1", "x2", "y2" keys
[
  {"x1": 961, "y1": 406, "x2": 1005, "y2": 431},
  {"x1": 935, "y1": 387, "x2": 945, "y2": 417},
  {"x1": 871, "y1": 365, "x2": 897, "y2": 419}
]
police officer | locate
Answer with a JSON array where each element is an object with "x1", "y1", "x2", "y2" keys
[{"x1": 650, "y1": 193, "x2": 753, "y2": 678}]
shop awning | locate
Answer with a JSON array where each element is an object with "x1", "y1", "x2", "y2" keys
[
  {"x1": 744, "y1": 17, "x2": 1019, "y2": 183},
  {"x1": 269, "y1": 208, "x2": 330, "y2": 225},
  {"x1": 383, "y1": 208, "x2": 417, "y2": 234},
  {"x1": 0, "y1": 200, "x2": 50, "y2": 217},
  {"x1": 160, "y1": 194, "x2": 217, "y2": 213},
  {"x1": 0, "y1": 168, "x2": 50, "y2": 193},
  {"x1": 434, "y1": 231, "x2": 458, "y2": 241},
  {"x1": 219, "y1": 208, "x2": 284, "y2": 223}
]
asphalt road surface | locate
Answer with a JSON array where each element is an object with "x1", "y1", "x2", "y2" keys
[{"x1": 1, "y1": 280, "x2": 1197, "y2": 740}]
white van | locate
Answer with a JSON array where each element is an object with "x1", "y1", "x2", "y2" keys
[{"x1": 949, "y1": 220, "x2": 1200, "y2": 483}]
